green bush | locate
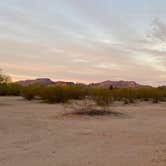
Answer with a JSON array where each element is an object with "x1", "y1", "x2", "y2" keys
[
  {"x1": 90, "y1": 87, "x2": 112, "y2": 110},
  {"x1": 0, "y1": 83, "x2": 21, "y2": 96},
  {"x1": 111, "y1": 87, "x2": 166, "y2": 102},
  {"x1": 38, "y1": 85, "x2": 88, "y2": 103},
  {"x1": 20, "y1": 84, "x2": 166, "y2": 104},
  {"x1": 0, "y1": 70, "x2": 11, "y2": 84},
  {"x1": 66, "y1": 85, "x2": 88, "y2": 100},
  {"x1": 21, "y1": 84, "x2": 42, "y2": 100},
  {"x1": 39, "y1": 86, "x2": 67, "y2": 103}
]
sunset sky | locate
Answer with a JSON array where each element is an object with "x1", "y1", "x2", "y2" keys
[{"x1": 0, "y1": 0, "x2": 166, "y2": 86}]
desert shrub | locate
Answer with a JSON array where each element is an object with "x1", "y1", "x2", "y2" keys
[
  {"x1": 64, "y1": 99, "x2": 116, "y2": 116},
  {"x1": 0, "y1": 84, "x2": 8, "y2": 96},
  {"x1": 20, "y1": 82, "x2": 166, "y2": 104},
  {"x1": 39, "y1": 86, "x2": 68, "y2": 103},
  {"x1": 63, "y1": 85, "x2": 88, "y2": 100},
  {"x1": 129, "y1": 98, "x2": 135, "y2": 103},
  {"x1": 123, "y1": 98, "x2": 134, "y2": 104},
  {"x1": 0, "y1": 70, "x2": 22, "y2": 96},
  {"x1": 6, "y1": 83, "x2": 21, "y2": 96},
  {"x1": 152, "y1": 98, "x2": 159, "y2": 103},
  {"x1": 38, "y1": 85, "x2": 89, "y2": 103},
  {"x1": 123, "y1": 99, "x2": 129, "y2": 104},
  {"x1": 90, "y1": 87, "x2": 112, "y2": 111},
  {"x1": 143, "y1": 98, "x2": 149, "y2": 101},
  {"x1": 65, "y1": 99, "x2": 95, "y2": 113},
  {"x1": 63, "y1": 87, "x2": 113, "y2": 115},
  {"x1": 21, "y1": 84, "x2": 42, "y2": 100},
  {"x1": 0, "y1": 70, "x2": 11, "y2": 84},
  {"x1": 136, "y1": 88, "x2": 166, "y2": 101},
  {"x1": 158, "y1": 86, "x2": 166, "y2": 90},
  {"x1": 0, "y1": 70, "x2": 15, "y2": 96},
  {"x1": 110, "y1": 87, "x2": 166, "y2": 102},
  {"x1": 0, "y1": 83, "x2": 21, "y2": 96}
]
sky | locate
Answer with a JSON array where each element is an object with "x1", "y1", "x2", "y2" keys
[{"x1": 0, "y1": 0, "x2": 166, "y2": 86}]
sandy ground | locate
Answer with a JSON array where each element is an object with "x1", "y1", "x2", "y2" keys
[{"x1": 0, "y1": 97, "x2": 166, "y2": 166}]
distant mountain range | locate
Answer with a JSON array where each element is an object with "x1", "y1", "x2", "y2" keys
[
  {"x1": 16, "y1": 78, "x2": 75, "y2": 86},
  {"x1": 89, "y1": 80, "x2": 147, "y2": 88},
  {"x1": 16, "y1": 78, "x2": 150, "y2": 88}
]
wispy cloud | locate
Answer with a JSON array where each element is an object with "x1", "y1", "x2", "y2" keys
[{"x1": 0, "y1": 0, "x2": 166, "y2": 85}]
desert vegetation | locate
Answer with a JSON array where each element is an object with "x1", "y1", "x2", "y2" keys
[
  {"x1": 0, "y1": 83, "x2": 21, "y2": 96},
  {"x1": 20, "y1": 84, "x2": 166, "y2": 103},
  {"x1": 1, "y1": 70, "x2": 166, "y2": 115},
  {"x1": 19, "y1": 84, "x2": 166, "y2": 116},
  {"x1": 0, "y1": 70, "x2": 21, "y2": 96}
]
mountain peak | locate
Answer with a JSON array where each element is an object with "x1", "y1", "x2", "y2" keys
[{"x1": 16, "y1": 78, "x2": 55, "y2": 86}]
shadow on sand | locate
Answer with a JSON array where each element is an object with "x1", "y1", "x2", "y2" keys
[{"x1": 63, "y1": 109, "x2": 127, "y2": 119}]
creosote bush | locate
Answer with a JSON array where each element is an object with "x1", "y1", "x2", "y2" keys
[
  {"x1": 37, "y1": 85, "x2": 88, "y2": 103},
  {"x1": 0, "y1": 83, "x2": 21, "y2": 96},
  {"x1": 1, "y1": 74, "x2": 166, "y2": 109},
  {"x1": 90, "y1": 87, "x2": 112, "y2": 110},
  {"x1": 111, "y1": 87, "x2": 166, "y2": 102},
  {"x1": 0, "y1": 70, "x2": 22, "y2": 96},
  {"x1": 0, "y1": 70, "x2": 11, "y2": 84},
  {"x1": 20, "y1": 85, "x2": 166, "y2": 104},
  {"x1": 21, "y1": 84, "x2": 43, "y2": 100},
  {"x1": 2, "y1": 70, "x2": 166, "y2": 108},
  {"x1": 39, "y1": 86, "x2": 68, "y2": 103}
]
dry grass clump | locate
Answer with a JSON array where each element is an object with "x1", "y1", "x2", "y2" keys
[
  {"x1": 63, "y1": 87, "x2": 115, "y2": 116},
  {"x1": 64, "y1": 99, "x2": 121, "y2": 117},
  {"x1": 73, "y1": 109, "x2": 122, "y2": 117}
]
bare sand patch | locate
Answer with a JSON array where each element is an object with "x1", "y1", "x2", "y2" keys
[{"x1": 0, "y1": 97, "x2": 166, "y2": 166}]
